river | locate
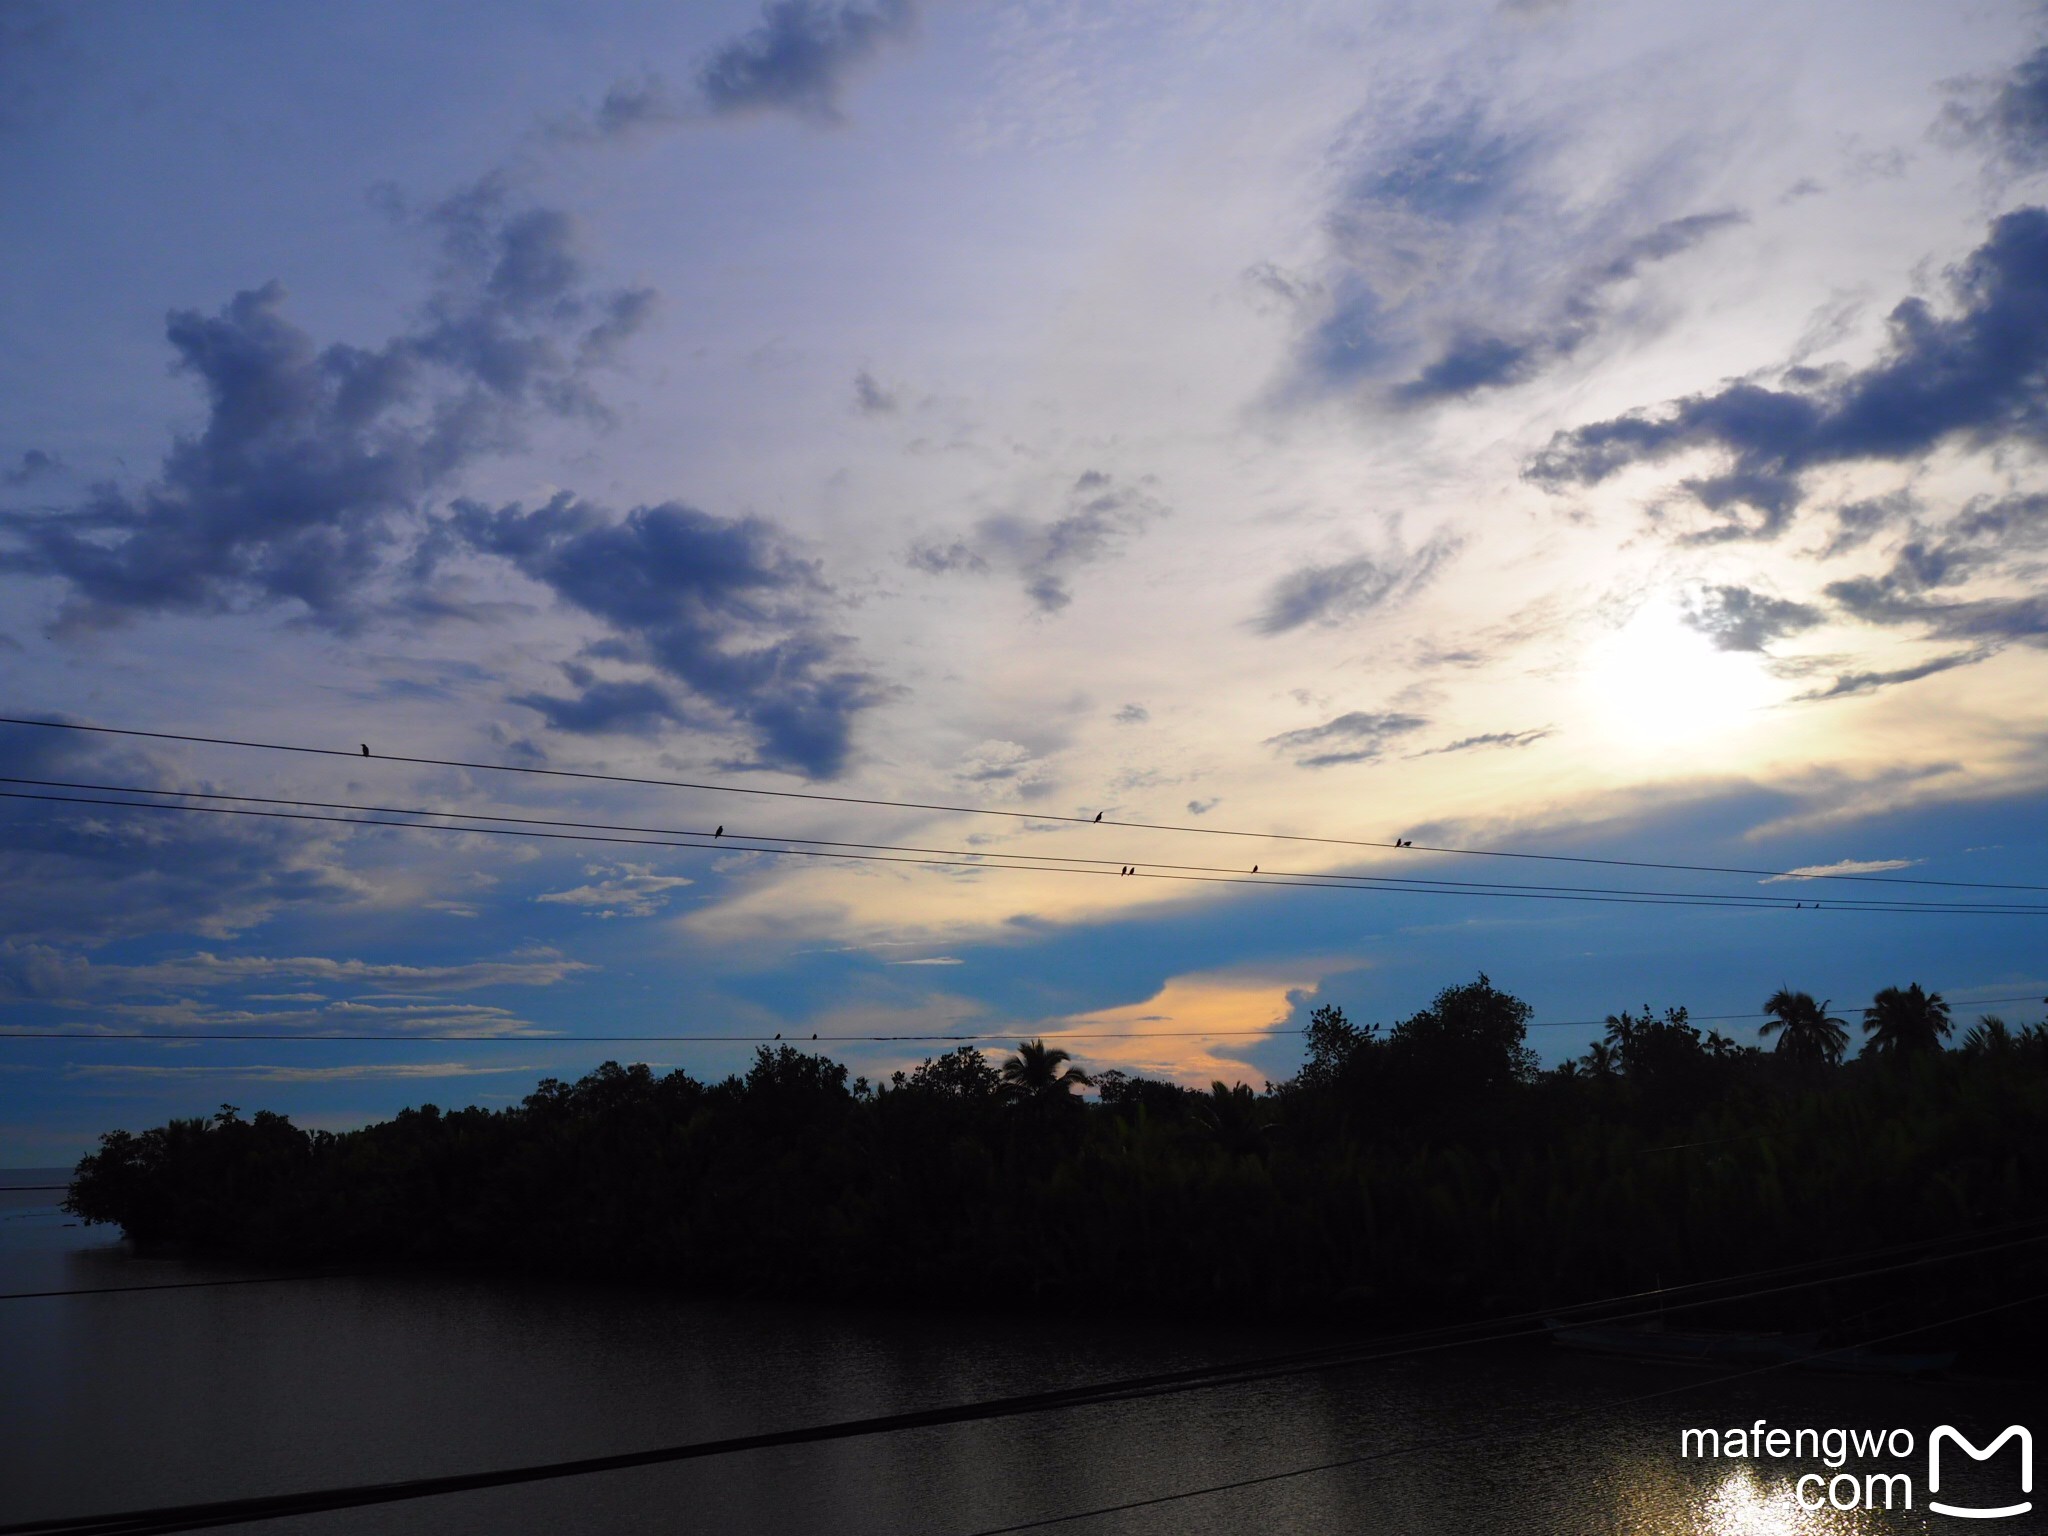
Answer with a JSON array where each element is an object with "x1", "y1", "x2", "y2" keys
[{"x1": 1, "y1": 1172, "x2": 2035, "y2": 1534}]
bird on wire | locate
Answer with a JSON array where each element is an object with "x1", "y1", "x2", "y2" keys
[{"x1": 360, "y1": 744, "x2": 369, "y2": 756}]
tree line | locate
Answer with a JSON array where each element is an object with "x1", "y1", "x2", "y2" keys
[{"x1": 64, "y1": 975, "x2": 2048, "y2": 1361}]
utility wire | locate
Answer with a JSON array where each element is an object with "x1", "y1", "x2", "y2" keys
[
  {"x1": 5, "y1": 1225, "x2": 2040, "y2": 1535},
  {"x1": 7, "y1": 773, "x2": 2047, "y2": 914},
  {"x1": 7, "y1": 789, "x2": 2044, "y2": 918},
  {"x1": 6, "y1": 714, "x2": 2044, "y2": 895}
]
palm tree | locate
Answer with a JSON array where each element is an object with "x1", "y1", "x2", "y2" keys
[
  {"x1": 1960, "y1": 1015, "x2": 2014, "y2": 1057},
  {"x1": 1758, "y1": 989, "x2": 1849, "y2": 1068},
  {"x1": 1582, "y1": 1040, "x2": 1619, "y2": 1080},
  {"x1": 998, "y1": 1039, "x2": 1093, "y2": 1103},
  {"x1": 1861, "y1": 983, "x2": 1952, "y2": 1057}
]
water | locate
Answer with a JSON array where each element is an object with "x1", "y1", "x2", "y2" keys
[{"x1": 1, "y1": 1172, "x2": 2035, "y2": 1534}]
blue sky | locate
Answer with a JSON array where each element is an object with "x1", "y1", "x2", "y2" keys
[{"x1": 4, "y1": 0, "x2": 2047, "y2": 1162}]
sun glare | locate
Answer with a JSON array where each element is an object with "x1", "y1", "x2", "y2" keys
[{"x1": 1579, "y1": 601, "x2": 1780, "y2": 760}]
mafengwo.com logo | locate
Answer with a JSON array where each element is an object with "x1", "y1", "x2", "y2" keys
[{"x1": 1679, "y1": 1421, "x2": 2032, "y2": 1516}]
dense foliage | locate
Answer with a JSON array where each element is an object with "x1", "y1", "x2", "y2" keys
[{"x1": 66, "y1": 975, "x2": 2048, "y2": 1358}]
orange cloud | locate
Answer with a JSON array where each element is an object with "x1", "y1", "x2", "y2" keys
[{"x1": 1036, "y1": 967, "x2": 1326, "y2": 1088}]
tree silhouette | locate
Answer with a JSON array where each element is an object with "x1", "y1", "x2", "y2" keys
[
  {"x1": 1862, "y1": 983, "x2": 1952, "y2": 1057},
  {"x1": 998, "y1": 1038, "x2": 1093, "y2": 1103},
  {"x1": 1759, "y1": 989, "x2": 1849, "y2": 1068},
  {"x1": 1960, "y1": 1015, "x2": 2014, "y2": 1057}
]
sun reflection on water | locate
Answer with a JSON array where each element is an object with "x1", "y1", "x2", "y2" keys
[{"x1": 1690, "y1": 1466, "x2": 1883, "y2": 1536}]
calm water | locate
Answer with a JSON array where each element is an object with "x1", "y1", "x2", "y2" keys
[{"x1": 1, "y1": 1172, "x2": 2036, "y2": 1535}]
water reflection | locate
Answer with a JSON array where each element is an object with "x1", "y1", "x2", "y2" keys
[{"x1": 1694, "y1": 1467, "x2": 1880, "y2": 1536}]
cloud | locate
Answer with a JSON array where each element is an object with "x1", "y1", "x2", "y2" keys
[
  {"x1": 1820, "y1": 496, "x2": 2048, "y2": 647},
  {"x1": 535, "y1": 863, "x2": 694, "y2": 919},
  {"x1": 852, "y1": 369, "x2": 898, "y2": 414},
  {"x1": 1278, "y1": 91, "x2": 1746, "y2": 405},
  {"x1": 0, "y1": 728, "x2": 361, "y2": 945},
  {"x1": 457, "y1": 493, "x2": 887, "y2": 777},
  {"x1": 1114, "y1": 703, "x2": 1149, "y2": 724},
  {"x1": 508, "y1": 673, "x2": 685, "y2": 736},
  {"x1": 1038, "y1": 969, "x2": 1310, "y2": 1087},
  {"x1": 953, "y1": 739, "x2": 1051, "y2": 794},
  {"x1": 908, "y1": 471, "x2": 1168, "y2": 614},
  {"x1": 699, "y1": 0, "x2": 916, "y2": 123},
  {"x1": 1411, "y1": 727, "x2": 1553, "y2": 756},
  {"x1": 1789, "y1": 647, "x2": 1993, "y2": 701},
  {"x1": 0, "y1": 1, "x2": 64, "y2": 134},
  {"x1": 1266, "y1": 710, "x2": 1430, "y2": 768},
  {"x1": 1941, "y1": 45, "x2": 2048, "y2": 175},
  {"x1": 561, "y1": 1, "x2": 917, "y2": 140},
  {"x1": 1254, "y1": 531, "x2": 1460, "y2": 634},
  {"x1": 2, "y1": 449, "x2": 57, "y2": 486},
  {"x1": 0, "y1": 179, "x2": 655, "y2": 632},
  {"x1": 68, "y1": 1062, "x2": 538, "y2": 1083},
  {"x1": 1527, "y1": 208, "x2": 2048, "y2": 539},
  {"x1": 887, "y1": 956, "x2": 962, "y2": 966},
  {"x1": 1762, "y1": 857, "x2": 1920, "y2": 883},
  {"x1": 1679, "y1": 584, "x2": 1825, "y2": 652},
  {"x1": 25, "y1": 948, "x2": 592, "y2": 997}
]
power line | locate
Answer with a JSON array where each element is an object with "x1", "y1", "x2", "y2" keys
[
  {"x1": 6, "y1": 713, "x2": 2044, "y2": 895},
  {"x1": 4, "y1": 1225, "x2": 2038, "y2": 1535},
  {"x1": 0, "y1": 1271, "x2": 363, "y2": 1302},
  {"x1": 9, "y1": 773, "x2": 2048, "y2": 915},
  {"x1": 8, "y1": 788, "x2": 2045, "y2": 918}
]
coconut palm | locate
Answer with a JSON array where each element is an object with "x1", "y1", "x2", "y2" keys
[
  {"x1": 998, "y1": 1039, "x2": 1093, "y2": 1102},
  {"x1": 1861, "y1": 983, "x2": 1952, "y2": 1057},
  {"x1": 1960, "y1": 1015, "x2": 2014, "y2": 1057},
  {"x1": 1758, "y1": 989, "x2": 1849, "y2": 1068}
]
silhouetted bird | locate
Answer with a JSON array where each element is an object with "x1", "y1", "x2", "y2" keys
[
  {"x1": 360, "y1": 744, "x2": 369, "y2": 756},
  {"x1": 773, "y1": 1032, "x2": 781, "y2": 1040},
  {"x1": 714, "y1": 825, "x2": 723, "y2": 838},
  {"x1": 1093, "y1": 811, "x2": 1103, "y2": 822},
  {"x1": 811, "y1": 1032, "x2": 817, "y2": 1041},
  {"x1": 1251, "y1": 865, "x2": 1258, "y2": 873}
]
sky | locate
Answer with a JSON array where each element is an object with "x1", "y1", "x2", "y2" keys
[{"x1": 4, "y1": 0, "x2": 2047, "y2": 1163}]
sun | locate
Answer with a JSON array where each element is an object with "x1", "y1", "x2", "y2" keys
[{"x1": 1578, "y1": 599, "x2": 1781, "y2": 761}]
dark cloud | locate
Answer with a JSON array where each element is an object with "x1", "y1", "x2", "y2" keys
[
  {"x1": 1790, "y1": 648, "x2": 1995, "y2": 701},
  {"x1": 1265, "y1": 710, "x2": 1430, "y2": 769},
  {"x1": 1815, "y1": 492, "x2": 2048, "y2": 651},
  {"x1": 907, "y1": 471, "x2": 1168, "y2": 614},
  {"x1": 1114, "y1": 703, "x2": 1149, "y2": 724},
  {"x1": 1412, "y1": 727, "x2": 1553, "y2": 756},
  {"x1": 699, "y1": 0, "x2": 915, "y2": 124},
  {"x1": 1597, "y1": 211, "x2": 1749, "y2": 283},
  {"x1": 2, "y1": 448, "x2": 57, "y2": 486},
  {"x1": 0, "y1": 182, "x2": 655, "y2": 632},
  {"x1": 1393, "y1": 212, "x2": 1747, "y2": 406},
  {"x1": 853, "y1": 369, "x2": 898, "y2": 414},
  {"x1": 1679, "y1": 584, "x2": 1824, "y2": 652},
  {"x1": 1254, "y1": 533, "x2": 1459, "y2": 635},
  {"x1": 456, "y1": 494, "x2": 886, "y2": 778},
  {"x1": 0, "y1": 1, "x2": 63, "y2": 133},
  {"x1": 1527, "y1": 208, "x2": 2048, "y2": 539},
  {"x1": 1283, "y1": 93, "x2": 1745, "y2": 405},
  {"x1": 0, "y1": 721, "x2": 356, "y2": 945},
  {"x1": 1941, "y1": 45, "x2": 2048, "y2": 175},
  {"x1": 507, "y1": 674, "x2": 685, "y2": 736}
]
